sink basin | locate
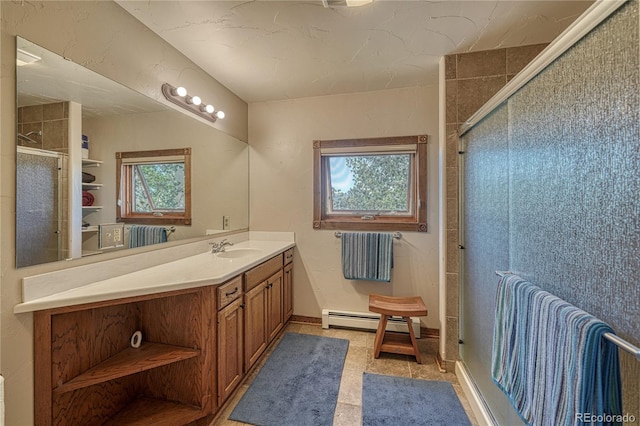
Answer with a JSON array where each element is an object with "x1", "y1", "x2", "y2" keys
[{"x1": 215, "y1": 248, "x2": 262, "y2": 259}]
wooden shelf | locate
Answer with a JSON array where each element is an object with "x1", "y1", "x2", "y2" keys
[
  {"x1": 82, "y1": 182, "x2": 103, "y2": 190},
  {"x1": 379, "y1": 331, "x2": 416, "y2": 356},
  {"x1": 82, "y1": 158, "x2": 103, "y2": 167},
  {"x1": 82, "y1": 206, "x2": 102, "y2": 214},
  {"x1": 53, "y1": 342, "x2": 200, "y2": 396},
  {"x1": 104, "y1": 397, "x2": 205, "y2": 426}
]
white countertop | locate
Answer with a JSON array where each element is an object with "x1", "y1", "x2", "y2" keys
[{"x1": 14, "y1": 238, "x2": 294, "y2": 314}]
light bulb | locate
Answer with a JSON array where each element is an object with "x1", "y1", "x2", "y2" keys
[
  {"x1": 175, "y1": 86, "x2": 187, "y2": 97},
  {"x1": 204, "y1": 104, "x2": 214, "y2": 113},
  {"x1": 215, "y1": 111, "x2": 225, "y2": 120},
  {"x1": 191, "y1": 96, "x2": 201, "y2": 106}
]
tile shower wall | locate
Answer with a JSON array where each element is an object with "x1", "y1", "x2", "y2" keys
[
  {"x1": 18, "y1": 102, "x2": 69, "y2": 151},
  {"x1": 443, "y1": 43, "x2": 547, "y2": 366},
  {"x1": 461, "y1": 2, "x2": 639, "y2": 424}
]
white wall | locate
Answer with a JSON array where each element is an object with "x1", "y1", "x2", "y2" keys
[{"x1": 249, "y1": 86, "x2": 440, "y2": 329}]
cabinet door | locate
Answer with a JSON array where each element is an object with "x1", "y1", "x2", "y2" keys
[
  {"x1": 244, "y1": 281, "x2": 267, "y2": 370},
  {"x1": 283, "y1": 263, "x2": 293, "y2": 322},
  {"x1": 217, "y1": 297, "x2": 244, "y2": 406},
  {"x1": 266, "y1": 270, "x2": 283, "y2": 343}
]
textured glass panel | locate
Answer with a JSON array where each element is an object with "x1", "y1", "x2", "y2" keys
[
  {"x1": 508, "y1": 2, "x2": 639, "y2": 416},
  {"x1": 461, "y1": 2, "x2": 639, "y2": 422},
  {"x1": 461, "y1": 104, "x2": 523, "y2": 426},
  {"x1": 16, "y1": 151, "x2": 61, "y2": 267}
]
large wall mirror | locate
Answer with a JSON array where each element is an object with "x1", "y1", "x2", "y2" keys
[{"x1": 16, "y1": 37, "x2": 249, "y2": 268}]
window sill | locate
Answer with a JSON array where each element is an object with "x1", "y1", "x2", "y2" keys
[
  {"x1": 313, "y1": 219, "x2": 427, "y2": 232},
  {"x1": 118, "y1": 217, "x2": 191, "y2": 226}
]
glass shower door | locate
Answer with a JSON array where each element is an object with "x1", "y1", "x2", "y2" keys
[{"x1": 16, "y1": 147, "x2": 63, "y2": 267}]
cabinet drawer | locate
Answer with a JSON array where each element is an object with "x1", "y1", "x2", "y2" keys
[
  {"x1": 284, "y1": 248, "x2": 294, "y2": 265},
  {"x1": 245, "y1": 255, "x2": 283, "y2": 291},
  {"x1": 217, "y1": 276, "x2": 243, "y2": 310}
]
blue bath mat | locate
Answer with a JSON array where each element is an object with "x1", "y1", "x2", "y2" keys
[
  {"x1": 362, "y1": 373, "x2": 471, "y2": 426},
  {"x1": 229, "y1": 332, "x2": 349, "y2": 426}
]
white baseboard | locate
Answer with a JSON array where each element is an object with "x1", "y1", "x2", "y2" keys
[{"x1": 455, "y1": 361, "x2": 496, "y2": 426}]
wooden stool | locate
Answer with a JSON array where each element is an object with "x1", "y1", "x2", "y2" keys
[{"x1": 369, "y1": 294, "x2": 428, "y2": 364}]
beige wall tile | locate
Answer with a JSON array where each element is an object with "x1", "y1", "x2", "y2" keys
[
  {"x1": 457, "y1": 49, "x2": 506, "y2": 79},
  {"x1": 457, "y1": 76, "x2": 506, "y2": 123},
  {"x1": 446, "y1": 125, "x2": 459, "y2": 169},
  {"x1": 446, "y1": 166, "x2": 458, "y2": 199},
  {"x1": 446, "y1": 231, "x2": 459, "y2": 273},
  {"x1": 445, "y1": 316, "x2": 459, "y2": 361},
  {"x1": 445, "y1": 54, "x2": 457, "y2": 80},
  {"x1": 446, "y1": 79, "x2": 458, "y2": 124},
  {"x1": 446, "y1": 272, "x2": 459, "y2": 317},
  {"x1": 446, "y1": 197, "x2": 458, "y2": 230},
  {"x1": 42, "y1": 119, "x2": 67, "y2": 151},
  {"x1": 21, "y1": 105, "x2": 43, "y2": 123},
  {"x1": 506, "y1": 43, "x2": 548, "y2": 76},
  {"x1": 43, "y1": 102, "x2": 65, "y2": 121}
]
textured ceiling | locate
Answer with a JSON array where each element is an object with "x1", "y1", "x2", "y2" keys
[{"x1": 117, "y1": 0, "x2": 593, "y2": 103}]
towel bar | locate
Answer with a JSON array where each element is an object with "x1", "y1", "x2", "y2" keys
[
  {"x1": 125, "y1": 225, "x2": 176, "y2": 235},
  {"x1": 604, "y1": 333, "x2": 640, "y2": 361},
  {"x1": 334, "y1": 231, "x2": 402, "y2": 239},
  {"x1": 495, "y1": 270, "x2": 640, "y2": 361}
]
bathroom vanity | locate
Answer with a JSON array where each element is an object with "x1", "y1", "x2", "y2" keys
[{"x1": 18, "y1": 236, "x2": 294, "y2": 425}]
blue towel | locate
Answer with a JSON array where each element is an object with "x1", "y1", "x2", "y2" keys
[
  {"x1": 341, "y1": 232, "x2": 393, "y2": 282},
  {"x1": 491, "y1": 274, "x2": 622, "y2": 426},
  {"x1": 129, "y1": 225, "x2": 168, "y2": 248}
]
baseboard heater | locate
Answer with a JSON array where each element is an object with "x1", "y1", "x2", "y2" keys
[{"x1": 321, "y1": 309, "x2": 420, "y2": 337}]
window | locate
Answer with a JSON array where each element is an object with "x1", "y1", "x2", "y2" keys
[
  {"x1": 313, "y1": 135, "x2": 427, "y2": 232},
  {"x1": 116, "y1": 148, "x2": 191, "y2": 225}
]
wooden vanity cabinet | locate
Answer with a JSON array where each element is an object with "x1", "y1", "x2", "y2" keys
[
  {"x1": 244, "y1": 280, "x2": 268, "y2": 369},
  {"x1": 243, "y1": 254, "x2": 284, "y2": 371},
  {"x1": 216, "y1": 276, "x2": 244, "y2": 406},
  {"x1": 34, "y1": 287, "x2": 213, "y2": 426},
  {"x1": 266, "y1": 270, "x2": 284, "y2": 342},
  {"x1": 34, "y1": 247, "x2": 295, "y2": 425},
  {"x1": 283, "y1": 248, "x2": 294, "y2": 322}
]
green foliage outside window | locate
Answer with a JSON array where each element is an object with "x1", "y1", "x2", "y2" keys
[
  {"x1": 133, "y1": 163, "x2": 185, "y2": 212},
  {"x1": 330, "y1": 154, "x2": 410, "y2": 213}
]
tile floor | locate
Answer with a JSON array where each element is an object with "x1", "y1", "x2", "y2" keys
[{"x1": 216, "y1": 322, "x2": 479, "y2": 425}]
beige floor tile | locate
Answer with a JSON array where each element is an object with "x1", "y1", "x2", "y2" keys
[
  {"x1": 333, "y1": 402, "x2": 362, "y2": 426},
  {"x1": 337, "y1": 368, "x2": 364, "y2": 406}
]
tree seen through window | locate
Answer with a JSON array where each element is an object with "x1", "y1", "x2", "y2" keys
[{"x1": 329, "y1": 154, "x2": 411, "y2": 213}]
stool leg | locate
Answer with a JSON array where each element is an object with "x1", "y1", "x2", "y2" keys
[
  {"x1": 373, "y1": 314, "x2": 389, "y2": 359},
  {"x1": 404, "y1": 316, "x2": 422, "y2": 364}
]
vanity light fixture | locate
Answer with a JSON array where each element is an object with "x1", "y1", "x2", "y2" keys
[
  {"x1": 173, "y1": 86, "x2": 188, "y2": 97},
  {"x1": 161, "y1": 83, "x2": 225, "y2": 124}
]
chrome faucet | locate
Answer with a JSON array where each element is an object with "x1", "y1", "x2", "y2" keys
[{"x1": 210, "y1": 239, "x2": 234, "y2": 253}]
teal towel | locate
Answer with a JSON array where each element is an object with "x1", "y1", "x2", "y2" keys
[
  {"x1": 129, "y1": 225, "x2": 168, "y2": 248},
  {"x1": 341, "y1": 232, "x2": 393, "y2": 282},
  {"x1": 491, "y1": 274, "x2": 622, "y2": 426}
]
